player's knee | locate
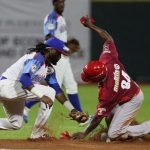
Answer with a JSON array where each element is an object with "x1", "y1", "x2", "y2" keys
[
  {"x1": 108, "y1": 124, "x2": 129, "y2": 140},
  {"x1": 108, "y1": 129, "x2": 129, "y2": 140},
  {"x1": 9, "y1": 116, "x2": 23, "y2": 130},
  {"x1": 44, "y1": 87, "x2": 56, "y2": 101},
  {"x1": 108, "y1": 128, "x2": 120, "y2": 139}
]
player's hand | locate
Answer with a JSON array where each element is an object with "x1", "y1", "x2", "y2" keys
[
  {"x1": 69, "y1": 109, "x2": 89, "y2": 123},
  {"x1": 67, "y1": 38, "x2": 80, "y2": 54},
  {"x1": 40, "y1": 95, "x2": 53, "y2": 109},
  {"x1": 72, "y1": 132, "x2": 85, "y2": 140},
  {"x1": 80, "y1": 15, "x2": 95, "y2": 28}
]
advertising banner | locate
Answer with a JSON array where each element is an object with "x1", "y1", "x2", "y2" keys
[{"x1": 0, "y1": 0, "x2": 90, "y2": 82}]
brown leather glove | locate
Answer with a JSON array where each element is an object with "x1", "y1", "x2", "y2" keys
[{"x1": 69, "y1": 109, "x2": 89, "y2": 123}]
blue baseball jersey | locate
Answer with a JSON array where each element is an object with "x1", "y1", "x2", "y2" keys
[
  {"x1": 43, "y1": 10, "x2": 67, "y2": 42},
  {"x1": 2, "y1": 52, "x2": 62, "y2": 94}
]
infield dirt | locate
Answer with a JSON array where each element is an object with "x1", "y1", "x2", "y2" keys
[{"x1": 0, "y1": 137, "x2": 150, "y2": 150}]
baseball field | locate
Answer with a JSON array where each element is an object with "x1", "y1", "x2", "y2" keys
[{"x1": 0, "y1": 84, "x2": 150, "y2": 149}]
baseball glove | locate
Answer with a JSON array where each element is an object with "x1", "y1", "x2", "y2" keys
[{"x1": 69, "y1": 109, "x2": 89, "y2": 123}]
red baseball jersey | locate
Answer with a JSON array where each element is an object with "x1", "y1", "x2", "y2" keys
[{"x1": 95, "y1": 40, "x2": 140, "y2": 117}]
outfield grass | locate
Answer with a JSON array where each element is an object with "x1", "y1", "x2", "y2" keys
[{"x1": 0, "y1": 84, "x2": 149, "y2": 139}]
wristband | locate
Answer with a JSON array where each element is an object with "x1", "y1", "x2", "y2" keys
[
  {"x1": 30, "y1": 86, "x2": 44, "y2": 98},
  {"x1": 63, "y1": 101, "x2": 74, "y2": 111}
]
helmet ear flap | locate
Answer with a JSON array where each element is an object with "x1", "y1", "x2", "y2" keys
[{"x1": 81, "y1": 71, "x2": 90, "y2": 82}]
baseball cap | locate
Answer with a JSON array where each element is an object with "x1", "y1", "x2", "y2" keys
[{"x1": 45, "y1": 37, "x2": 69, "y2": 55}]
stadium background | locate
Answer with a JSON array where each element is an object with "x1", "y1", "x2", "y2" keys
[
  {"x1": 0, "y1": 0, "x2": 150, "y2": 142},
  {"x1": 0, "y1": 0, "x2": 150, "y2": 83},
  {"x1": 91, "y1": 0, "x2": 150, "y2": 82}
]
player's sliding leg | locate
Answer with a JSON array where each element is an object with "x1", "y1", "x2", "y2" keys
[{"x1": 108, "y1": 90, "x2": 150, "y2": 140}]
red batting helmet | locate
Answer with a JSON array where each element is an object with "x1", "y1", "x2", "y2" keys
[{"x1": 81, "y1": 60, "x2": 107, "y2": 82}]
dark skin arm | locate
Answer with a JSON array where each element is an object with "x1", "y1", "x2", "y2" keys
[
  {"x1": 55, "y1": 92, "x2": 77, "y2": 112},
  {"x1": 55, "y1": 92, "x2": 68, "y2": 104},
  {"x1": 84, "y1": 116, "x2": 103, "y2": 136},
  {"x1": 81, "y1": 16, "x2": 113, "y2": 42},
  {"x1": 72, "y1": 115, "x2": 103, "y2": 139}
]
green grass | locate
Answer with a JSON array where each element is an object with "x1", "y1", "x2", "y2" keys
[{"x1": 0, "y1": 84, "x2": 149, "y2": 139}]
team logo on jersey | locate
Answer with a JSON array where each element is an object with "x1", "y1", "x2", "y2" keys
[
  {"x1": 103, "y1": 44, "x2": 111, "y2": 54},
  {"x1": 113, "y1": 64, "x2": 120, "y2": 92},
  {"x1": 48, "y1": 23, "x2": 55, "y2": 30},
  {"x1": 97, "y1": 108, "x2": 106, "y2": 116},
  {"x1": 31, "y1": 64, "x2": 37, "y2": 73}
]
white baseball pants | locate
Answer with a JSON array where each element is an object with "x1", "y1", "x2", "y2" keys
[
  {"x1": 108, "y1": 90, "x2": 150, "y2": 139},
  {"x1": 54, "y1": 56, "x2": 78, "y2": 94},
  {"x1": 0, "y1": 79, "x2": 55, "y2": 132}
]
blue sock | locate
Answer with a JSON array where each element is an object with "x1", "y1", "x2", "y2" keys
[
  {"x1": 25, "y1": 100, "x2": 39, "y2": 109},
  {"x1": 67, "y1": 93, "x2": 82, "y2": 112}
]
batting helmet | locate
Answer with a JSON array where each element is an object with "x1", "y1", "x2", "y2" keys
[{"x1": 81, "y1": 60, "x2": 107, "y2": 82}]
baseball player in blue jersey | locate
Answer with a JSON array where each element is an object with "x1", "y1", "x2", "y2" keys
[
  {"x1": 23, "y1": 0, "x2": 88, "y2": 125},
  {"x1": 0, "y1": 37, "x2": 88, "y2": 139}
]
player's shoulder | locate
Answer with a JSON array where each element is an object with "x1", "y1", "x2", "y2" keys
[
  {"x1": 103, "y1": 40, "x2": 115, "y2": 48},
  {"x1": 102, "y1": 40, "x2": 112, "y2": 54},
  {"x1": 102, "y1": 40, "x2": 118, "y2": 55},
  {"x1": 33, "y1": 52, "x2": 45, "y2": 64},
  {"x1": 44, "y1": 11, "x2": 65, "y2": 25},
  {"x1": 47, "y1": 11, "x2": 60, "y2": 20},
  {"x1": 24, "y1": 52, "x2": 45, "y2": 67}
]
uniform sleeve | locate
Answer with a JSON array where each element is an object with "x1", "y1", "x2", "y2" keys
[
  {"x1": 95, "y1": 100, "x2": 116, "y2": 117},
  {"x1": 96, "y1": 68, "x2": 118, "y2": 117},
  {"x1": 19, "y1": 54, "x2": 44, "y2": 88},
  {"x1": 22, "y1": 59, "x2": 42, "y2": 76},
  {"x1": 45, "y1": 73, "x2": 62, "y2": 94},
  {"x1": 99, "y1": 40, "x2": 118, "y2": 63}
]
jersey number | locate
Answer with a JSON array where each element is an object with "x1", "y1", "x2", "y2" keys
[{"x1": 121, "y1": 70, "x2": 131, "y2": 89}]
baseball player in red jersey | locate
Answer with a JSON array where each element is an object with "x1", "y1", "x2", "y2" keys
[{"x1": 73, "y1": 16, "x2": 150, "y2": 141}]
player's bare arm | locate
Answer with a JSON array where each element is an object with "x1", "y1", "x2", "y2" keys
[
  {"x1": 55, "y1": 92, "x2": 68, "y2": 104},
  {"x1": 80, "y1": 16, "x2": 113, "y2": 42},
  {"x1": 72, "y1": 115, "x2": 103, "y2": 139},
  {"x1": 84, "y1": 116, "x2": 103, "y2": 136}
]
